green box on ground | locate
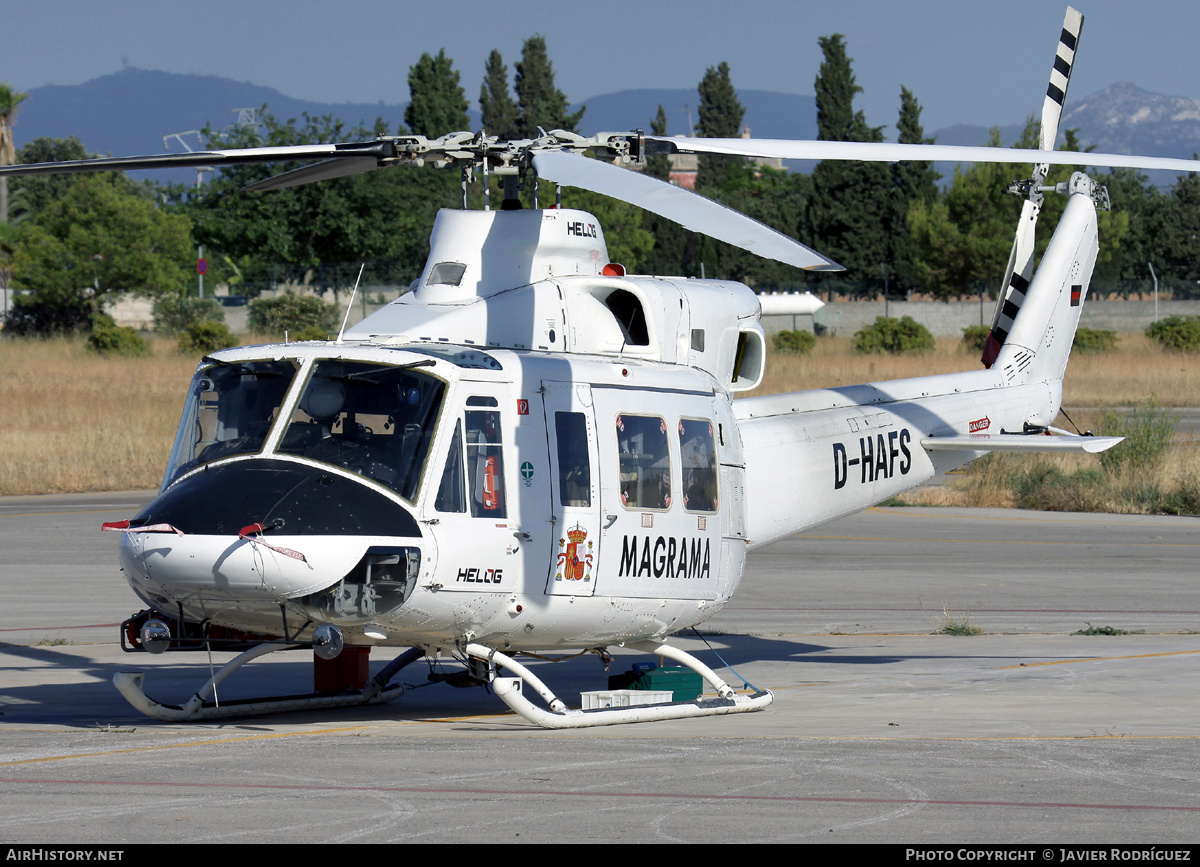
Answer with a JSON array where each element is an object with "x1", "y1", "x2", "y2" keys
[{"x1": 608, "y1": 665, "x2": 702, "y2": 701}]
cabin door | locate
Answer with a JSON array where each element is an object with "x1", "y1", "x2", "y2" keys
[{"x1": 541, "y1": 381, "x2": 601, "y2": 597}]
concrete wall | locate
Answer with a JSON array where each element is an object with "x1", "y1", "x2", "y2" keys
[{"x1": 763, "y1": 298, "x2": 1200, "y2": 338}]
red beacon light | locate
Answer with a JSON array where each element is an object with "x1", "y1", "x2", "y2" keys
[{"x1": 601, "y1": 263, "x2": 626, "y2": 277}]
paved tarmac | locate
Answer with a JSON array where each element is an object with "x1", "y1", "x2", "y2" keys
[{"x1": 1, "y1": 492, "x2": 1197, "y2": 844}]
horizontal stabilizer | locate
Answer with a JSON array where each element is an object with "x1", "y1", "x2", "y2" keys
[{"x1": 921, "y1": 433, "x2": 1122, "y2": 454}]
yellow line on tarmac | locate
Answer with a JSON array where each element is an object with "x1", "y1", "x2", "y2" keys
[
  {"x1": 0, "y1": 715, "x2": 507, "y2": 766},
  {"x1": 998, "y1": 648, "x2": 1200, "y2": 669}
]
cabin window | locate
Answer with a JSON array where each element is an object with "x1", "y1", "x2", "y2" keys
[
  {"x1": 427, "y1": 262, "x2": 467, "y2": 286},
  {"x1": 555, "y1": 412, "x2": 591, "y2": 508},
  {"x1": 277, "y1": 359, "x2": 445, "y2": 501},
  {"x1": 465, "y1": 409, "x2": 507, "y2": 518},
  {"x1": 615, "y1": 414, "x2": 671, "y2": 510},
  {"x1": 679, "y1": 418, "x2": 718, "y2": 513},
  {"x1": 164, "y1": 358, "x2": 299, "y2": 487}
]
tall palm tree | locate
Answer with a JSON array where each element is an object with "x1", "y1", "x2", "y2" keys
[{"x1": 0, "y1": 83, "x2": 30, "y2": 224}]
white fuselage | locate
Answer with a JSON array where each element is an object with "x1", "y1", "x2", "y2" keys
[{"x1": 120, "y1": 344, "x2": 747, "y2": 652}]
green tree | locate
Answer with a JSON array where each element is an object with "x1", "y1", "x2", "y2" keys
[
  {"x1": 164, "y1": 108, "x2": 459, "y2": 295},
  {"x1": 1096, "y1": 166, "x2": 1169, "y2": 292},
  {"x1": 1160, "y1": 161, "x2": 1200, "y2": 282},
  {"x1": 405, "y1": 49, "x2": 469, "y2": 138},
  {"x1": 11, "y1": 137, "x2": 90, "y2": 218},
  {"x1": 804, "y1": 35, "x2": 891, "y2": 296},
  {"x1": 1, "y1": 82, "x2": 30, "y2": 224},
  {"x1": 514, "y1": 35, "x2": 584, "y2": 138},
  {"x1": 479, "y1": 49, "x2": 518, "y2": 139},
  {"x1": 694, "y1": 62, "x2": 746, "y2": 191},
  {"x1": 907, "y1": 127, "x2": 1022, "y2": 299},
  {"x1": 640, "y1": 104, "x2": 692, "y2": 276},
  {"x1": 646, "y1": 104, "x2": 671, "y2": 181},
  {"x1": 890, "y1": 86, "x2": 939, "y2": 294},
  {"x1": 6, "y1": 174, "x2": 191, "y2": 333}
]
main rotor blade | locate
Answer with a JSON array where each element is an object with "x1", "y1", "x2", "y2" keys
[
  {"x1": 532, "y1": 150, "x2": 842, "y2": 271},
  {"x1": 0, "y1": 141, "x2": 396, "y2": 179},
  {"x1": 648, "y1": 136, "x2": 1200, "y2": 175},
  {"x1": 242, "y1": 157, "x2": 381, "y2": 191}
]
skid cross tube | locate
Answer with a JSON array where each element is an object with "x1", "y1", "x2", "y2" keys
[
  {"x1": 113, "y1": 644, "x2": 425, "y2": 721},
  {"x1": 465, "y1": 641, "x2": 772, "y2": 729}
]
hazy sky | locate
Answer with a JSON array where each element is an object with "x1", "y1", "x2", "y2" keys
[{"x1": 6, "y1": 0, "x2": 1200, "y2": 136}]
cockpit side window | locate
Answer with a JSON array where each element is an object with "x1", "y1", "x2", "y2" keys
[
  {"x1": 616, "y1": 414, "x2": 671, "y2": 510},
  {"x1": 435, "y1": 420, "x2": 465, "y2": 513},
  {"x1": 278, "y1": 360, "x2": 446, "y2": 501},
  {"x1": 164, "y1": 359, "x2": 299, "y2": 487}
]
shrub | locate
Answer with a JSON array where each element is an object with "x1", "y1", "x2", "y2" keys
[
  {"x1": 1146, "y1": 315, "x2": 1200, "y2": 352},
  {"x1": 772, "y1": 329, "x2": 816, "y2": 354},
  {"x1": 1096, "y1": 395, "x2": 1177, "y2": 474},
  {"x1": 248, "y1": 294, "x2": 338, "y2": 337},
  {"x1": 292, "y1": 325, "x2": 333, "y2": 342},
  {"x1": 178, "y1": 321, "x2": 236, "y2": 355},
  {"x1": 961, "y1": 324, "x2": 990, "y2": 353},
  {"x1": 153, "y1": 296, "x2": 225, "y2": 334},
  {"x1": 1072, "y1": 327, "x2": 1117, "y2": 353},
  {"x1": 1, "y1": 294, "x2": 91, "y2": 335},
  {"x1": 853, "y1": 315, "x2": 935, "y2": 355},
  {"x1": 87, "y1": 324, "x2": 151, "y2": 357}
]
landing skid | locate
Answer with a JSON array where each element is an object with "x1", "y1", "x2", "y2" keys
[
  {"x1": 113, "y1": 645, "x2": 425, "y2": 722},
  {"x1": 465, "y1": 640, "x2": 773, "y2": 729}
]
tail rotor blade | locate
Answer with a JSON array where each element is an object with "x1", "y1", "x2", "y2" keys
[{"x1": 1042, "y1": 7, "x2": 1084, "y2": 153}]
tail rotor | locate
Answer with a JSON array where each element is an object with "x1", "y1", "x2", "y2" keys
[{"x1": 982, "y1": 6, "x2": 1085, "y2": 368}]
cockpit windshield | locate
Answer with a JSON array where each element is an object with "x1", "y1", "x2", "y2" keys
[
  {"x1": 163, "y1": 359, "x2": 299, "y2": 488},
  {"x1": 163, "y1": 357, "x2": 448, "y2": 501},
  {"x1": 277, "y1": 360, "x2": 445, "y2": 501}
]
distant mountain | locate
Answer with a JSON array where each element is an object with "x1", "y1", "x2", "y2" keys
[
  {"x1": 929, "y1": 82, "x2": 1200, "y2": 187},
  {"x1": 1063, "y1": 81, "x2": 1200, "y2": 159},
  {"x1": 16, "y1": 67, "x2": 416, "y2": 157}
]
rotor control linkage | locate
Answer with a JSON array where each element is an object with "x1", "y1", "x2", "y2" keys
[{"x1": 465, "y1": 641, "x2": 772, "y2": 729}]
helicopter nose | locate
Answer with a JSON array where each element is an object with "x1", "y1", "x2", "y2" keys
[{"x1": 117, "y1": 458, "x2": 423, "y2": 604}]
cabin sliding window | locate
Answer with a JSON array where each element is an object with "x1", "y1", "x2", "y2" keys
[
  {"x1": 465, "y1": 409, "x2": 506, "y2": 518},
  {"x1": 616, "y1": 414, "x2": 671, "y2": 510},
  {"x1": 555, "y1": 411, "x2": 591, "y2": 508},
  {"x1": 679, "y1": 418, "x2": 718, "y2": 513}
]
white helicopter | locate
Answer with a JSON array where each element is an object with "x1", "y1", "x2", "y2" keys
[{"x1": 6, "y1": 7, "x2": 1199, "y2": 727}]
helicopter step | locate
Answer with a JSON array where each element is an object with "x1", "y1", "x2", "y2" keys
[
  {"x1": 466, "y1": 640, "x2": 773, "y2": 729},
  {"x1": 113, "y1": 644, "x2": 425, "y2": 722}
]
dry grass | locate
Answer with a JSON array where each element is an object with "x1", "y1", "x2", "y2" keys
[
  {"x1": 2, "y1": 328, "x2": 1199, "y2": 498},
  {"x1": 755, "y1": 333, "x2": 1200, "y2": 406},
  {"x1": 0, "y1": 337, "x2": 199, "y2": 494},
  {"x1": 895, "y1": 440, "x2": 1200, "y2": 514}
]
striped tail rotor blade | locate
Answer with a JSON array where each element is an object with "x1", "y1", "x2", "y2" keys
[{"x1": 1043, "y1": 7, "x2": 1085, "y2": 152}]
